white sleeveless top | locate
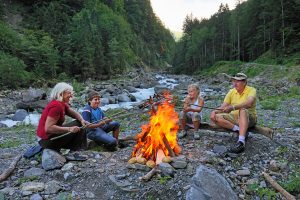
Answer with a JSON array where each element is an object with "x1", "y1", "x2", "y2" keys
[{"x1": 188, "y1": 96, "x2": 202, "y2": 116}]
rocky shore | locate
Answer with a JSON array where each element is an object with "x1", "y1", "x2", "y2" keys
[{"x1": 0, "y1": 69, "x2": 299, "y2": 200}]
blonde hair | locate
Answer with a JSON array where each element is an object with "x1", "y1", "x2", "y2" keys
[
  {"x1": 50, "y1": 82, "x2": 73, "y2": 101},
  {"x1": 188, "y1": 83, "x2": 200, "y2": 96}
]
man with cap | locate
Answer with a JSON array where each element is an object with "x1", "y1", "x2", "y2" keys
[
  {"x1": 82, "y1": 90, "x2": 120, "y2": 150},
  {"x1": 210, "y1": 73, "x2": 257, "y2": 153}
]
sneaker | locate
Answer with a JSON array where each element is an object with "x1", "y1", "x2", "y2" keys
[
  {"x1": 178, "y1": 130, "x2": 187, "y2": 139},
  {"x1": 228, "y1": 141, "x2": 245, "y2": 154},
  {"x1": 117, "y1": 141, "x2": 127, "y2": 148}
]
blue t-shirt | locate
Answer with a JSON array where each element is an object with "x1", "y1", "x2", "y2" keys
[{"x1": 82, "y1": 105, "x2": 105, "y2": 123}]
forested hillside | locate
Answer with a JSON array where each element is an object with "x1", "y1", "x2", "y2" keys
[
  {"x1": 173, "y1": 0, "x2": 300, "y2": 74},
  {"x1": 0, "y1": 0, "x2": 175, "y2": 88}
]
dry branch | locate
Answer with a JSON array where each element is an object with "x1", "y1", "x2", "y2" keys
[
  {"x1": 139, "y1": 166, "x2": 160, "y2": 181},
  {"x1": 0, "y1": 154, "x2": 22, "y2": 182},
  {"x1": 262, "y1": 172, "x2": 296, "y2": 200}
]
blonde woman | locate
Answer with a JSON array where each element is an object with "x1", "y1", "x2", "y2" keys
[
  {"x1": 37, "y1": 82, "x2": 87, "y2": 151},
  {"x1": 178, "y1": 83, "x2": 204, "y2": 139}
]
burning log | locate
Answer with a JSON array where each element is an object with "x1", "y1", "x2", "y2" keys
[{"x1": 162, "y1": 135, "x2": 175, "y2": 157}]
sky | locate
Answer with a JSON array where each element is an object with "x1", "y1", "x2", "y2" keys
[{"x1": 150, "y1": 0, "x2": 237, "y2": 32}]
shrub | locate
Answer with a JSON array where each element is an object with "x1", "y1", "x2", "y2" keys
[{"x1": 0, "y1": 52, "x2": 31, "y2": 89}]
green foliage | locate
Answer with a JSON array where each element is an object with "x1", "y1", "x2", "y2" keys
[
  {"x1": 198, "y1": 61, "x2": 243, "y2": 76},
  {"x1": 260, "y1": 98, "x2": 280, "y2": 110},
  {"x1": 20, "y1": 29, "x2": 59, "y2": 79},
  {"x1": 0, "y1": 0, "x2": 175, "y2": 87},
  {"x1": 0, "y1": 52, "x2": 31, "y2": 89},
  {"x1": 276, "y1": 146, "x2": 289, "y2": 155},
  {"x1": 71, "y1": 79, "x2": 84, "y2": 95},
  {"x1": 17, "y1": 176, "x2": 39, "y2": 185},
  {"x1": 248, "y1": 183, "x2": 277, "y2": 200},
  {"x1": 245, "y1": 64, "x2": 265, "y2": 77},
  {"x1": 288, "y1": 86, "x2": 300, "y2": 97},
  {"x1": 159, "y1": 176, "x2": 172, "y2": 185},
  {"x1": 281, "y1": 164, "x2": 300, "y2": 194},
  {"x1": 172, "y1": 0, "x2": 300, "y2": 74},
  {"x1": 0, "y1": 138, "x2": 22, "y2": 148},
  {"x1": 56, "y1": 192, "x2": 72, "y2": 200}
]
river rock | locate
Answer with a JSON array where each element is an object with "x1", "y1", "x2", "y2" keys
[
  {"x1": 12, "y1": 109, "x2": 28, "y2": 121},
  {"x1": 42, "y1": 149, "x2": 66, "y2": 170},
  {"x1": 186, "y1": 165, "x2": 238, "y2": 200},
  {"x1": 24, "y1": 168, "x2": 45, "y2": 178}
]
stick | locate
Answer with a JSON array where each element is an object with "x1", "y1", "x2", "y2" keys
[
  {"x1": 0, "y1": 154, "x2": 22, "y2": 182},
  {"x1": 262, "y1": 172, "x2": 296, "y2": 200},
  {"x1": 139, "y1": 166, "x2": 160, "y2": 181}
]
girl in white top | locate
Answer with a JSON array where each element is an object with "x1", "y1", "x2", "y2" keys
[{"x1": 179, "y1": 83, "x2": 204, "y2": 132}]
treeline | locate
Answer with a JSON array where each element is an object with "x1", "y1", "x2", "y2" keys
[
  {"x1": 173, "y1": 0, "x2": 300, "y2": 74},
  {"x1": 0, "y1": 0, "x2": 175, "y2": 88}
]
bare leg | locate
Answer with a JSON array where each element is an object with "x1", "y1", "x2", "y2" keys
[
  {"x1": 193, "y1": 120, "x2": 200, "y2": 131},
  {"x1": 113, "y1": 128, "x2": 119, "y2": 140},
  {"x1": 180, "y1": 118, "x2": 186, "y2": 130},
  {"x1": 238, "y1": 109, "x2": 248, "y2": 137}
]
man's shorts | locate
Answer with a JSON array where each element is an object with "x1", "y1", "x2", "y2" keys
[{"x1": 216, "y1": 109, "x2": 257, "y2": 127}]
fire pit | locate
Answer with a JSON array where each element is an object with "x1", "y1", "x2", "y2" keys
[{"x1": 128, "y1": 92, "x2": 184, "y2": 181}]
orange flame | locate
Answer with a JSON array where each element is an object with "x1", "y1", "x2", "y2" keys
[{"x1": 131, "y1": 93, "x2": 181, "y2": 162}]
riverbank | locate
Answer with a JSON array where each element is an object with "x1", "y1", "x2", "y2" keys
[{"x1": 0, "y1": 67, "x2": 299, "y2": 199}]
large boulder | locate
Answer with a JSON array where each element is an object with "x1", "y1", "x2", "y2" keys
[
  {"x1": 22, "y1": 88, "x2": 46, "y2": 103},
  {"x1": 186, "y1": 165, "x2": 238, "y2": 200}
]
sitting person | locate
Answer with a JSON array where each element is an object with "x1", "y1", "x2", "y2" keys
[
  {"x1": 37, "y1": 82, "x2": 87, "y2": 151},
  {"x1": 210, "y1": 73, "x2": 257, "y2": 153},
  {"x1": 82, "y1": 91, "x2": 120, "y2": 150},
  {"x1": 178, "y1": 83, "x2": 204, "y2": 139}
]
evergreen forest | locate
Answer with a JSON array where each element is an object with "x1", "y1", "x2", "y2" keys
[{"x1": 1, "y1": 0, "x2": 300, "y2": 89}]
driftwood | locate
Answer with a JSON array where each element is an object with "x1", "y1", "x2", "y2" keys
[
  {"x1": 262, "y1": 172, "x2": 296, "y2": 200},
  {"x1": 139, "y1": 166, "x2": 161, "y2": 181},
  {"x1": 0, "y1": 154, "x2": 22, "y2": 182}
]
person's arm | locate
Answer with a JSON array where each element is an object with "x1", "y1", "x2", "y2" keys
[
  {"x1": 45, "y1": 116, "x2": 80, "y2": 135},
  {"x1": 234, "y1": 96, "x2": 255, "y2": 110}
]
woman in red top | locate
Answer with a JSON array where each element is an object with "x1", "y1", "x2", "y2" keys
[{"x1": 37, "y1": 82, "x2": 87, "y2": 151}]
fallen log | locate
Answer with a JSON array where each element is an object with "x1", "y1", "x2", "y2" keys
[
  {"x1": 0, "y1": 154, "x2": 22, "y2": 182},
  {"x1": 262, "y1": 172, "x2": 296, "y2": 200},
  {"x1": 200, "y1": 122, "x2": 274, "y2": 139}
]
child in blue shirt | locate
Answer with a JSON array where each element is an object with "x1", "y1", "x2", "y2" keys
[{"x1": 82, "y1": 91, "x2": 120, "y2": 150}]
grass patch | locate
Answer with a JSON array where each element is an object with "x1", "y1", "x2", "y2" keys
[
  {"x1": 0, "y1": 138, "x2": 22, "y2": 148},
  {"x1": 17, "y1": 176, "x2": 39, "y2": 185},
  {"x1": 281, "y1": 164, "x2": 300, "y2": 194},
  {"x1": 159, "y1": 176, "x2": 172, "y2": 185},
  {"x1": 248, "y1": 183, "x2": 277, "y2": 199},
  {"x1": 197, "y1": 60, "x2": 243, "y2": 76},
  {"x1": 260, "y1": 98, "x2": 280, "y2": 110}
]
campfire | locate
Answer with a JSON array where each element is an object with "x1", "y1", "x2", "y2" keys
[{"x1": 129, "y1": 92, "x2": 181, "y2": 167}]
